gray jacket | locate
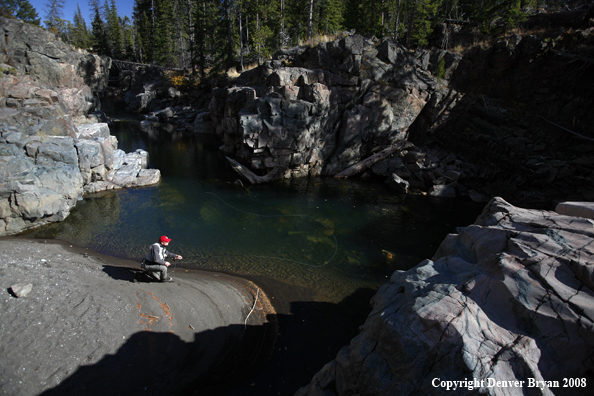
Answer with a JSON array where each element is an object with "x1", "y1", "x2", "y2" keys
[{"x1": 145, "y1": 243, "x2": 176, "y2": 265}]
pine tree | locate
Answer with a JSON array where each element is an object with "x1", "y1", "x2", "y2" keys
[
  {"x1": 2, "y1": 0, "x2": 41, "y2": 25},
  {"x1": 121, "y1": 16, "x2": 135, "y2": 60},
  {"x1": 72, "y1": 4, "x2": 91, "y2": 48},
  {"x1": 411, "y1": 0, "x2": 441, "y2": 46},
  {"x1": 90, "y1": 2, "x2": 109, "y2": 55},
  {"x1": 193, "y1": 0, "x2": 225, "y2": 75},
  {"x1": 153, "y1": 0, "x2": 175, "y2": 66},
  {"x1": 104, "y1": 0, "x2": 123, "y2": 58},
  {"x1": 319, "y1": 0, "x2": 344, "y2": 35}
]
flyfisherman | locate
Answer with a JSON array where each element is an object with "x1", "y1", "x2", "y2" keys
[{"x1": 142, "y1": 235, "x2": 183, "y2": 282}]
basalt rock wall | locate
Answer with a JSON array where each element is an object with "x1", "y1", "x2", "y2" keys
[
  {"x1": 1, "y1": 16, "x2": 111, "y2": 118},
  {"x1": 408, "y1": 10, "x2": 594, "y2": 208},
  {"x1": 208, "y1": 35, "x2": 461, "y2": 180},
  {"x1": 207, "y1": 10, "x2": 594, "y2": 208}
]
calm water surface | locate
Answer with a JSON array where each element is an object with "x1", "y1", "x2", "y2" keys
[{"x1": 22, "y1": 107, "x2": 484, "y2": 304}]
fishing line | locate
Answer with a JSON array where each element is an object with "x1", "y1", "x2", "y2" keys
[
  {"x1": 198, "y1": 191, "x2": 338, "y2": 268},
  {"x1": 244, "y1": 288, "x2": 259, "y2": 328}
]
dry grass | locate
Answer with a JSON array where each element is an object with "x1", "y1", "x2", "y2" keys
[
  {"x1": 227, "y1": 61, "x2": 260, "y2": 78},
  {"x1": 299, "y1": 32, "x2": 343, "y2": 48}
]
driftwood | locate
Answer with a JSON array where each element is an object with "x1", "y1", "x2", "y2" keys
[
  {"x1": 334, "y1": 140, "x2": 411, "y2": 179},
  {"x1": 442, "y1": 18, "x2": 470, "y2": 25},
  {"x1": 111, "y1": 59, "x2": 183, "y2": 72},
  {"x1": 226, "y1": 157, "x2": 284, "y2": 184},
  {"x1": 539, "y1": 116, "x2": 594, "y2": 142}
]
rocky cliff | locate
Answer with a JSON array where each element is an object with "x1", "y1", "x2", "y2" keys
[
  {"x1": 1, "y1": 16, "x2": 110, "y2": 118},
  {"x1": 201, "y1": 9, "x2": 594, "y2": 208},
  {"x1": 297, "y1": 197, "x2": 594, "y2": 396},
  {"x1": 410, "y1": 12, "x2": 594, "y2": 208},
  {"x1": 207, "y1": 35, "x2": 462, "y2": 184},
  {"x1": 0, "y1": 17, "x2": 160, "y2": 236}
]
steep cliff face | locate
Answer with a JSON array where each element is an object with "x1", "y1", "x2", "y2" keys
[
  {"x1": 1, "y1": 16, "x2": 111, "y2": 117},
  {"x1": 297, "y1": 198, "x2": 594, "y2": 396},
  {"x1": 409, "y1": 11, "x2": 594, "y2": 208},
  {"x1": 0, "y1": 17, "x2": 159, "y2": 236},
  {"x1": 208, "y1": 35, "x2": 461, "y2": 181}
]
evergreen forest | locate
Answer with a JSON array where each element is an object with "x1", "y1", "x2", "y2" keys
[{"x1": 1, "y1": 0, "x2": 592, "y2": 78}]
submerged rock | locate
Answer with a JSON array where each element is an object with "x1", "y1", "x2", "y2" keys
[{"x1": 297, "y1": 197, "x2": 594, "y2": 396}]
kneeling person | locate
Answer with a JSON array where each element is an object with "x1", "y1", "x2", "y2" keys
[{"x1": 143, "y1": 235, "x2": 183, "y2": 282}]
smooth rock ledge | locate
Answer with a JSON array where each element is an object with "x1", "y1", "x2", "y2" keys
[{"x1": 0, "y1": 238, "x2": 276, "y2": 396}]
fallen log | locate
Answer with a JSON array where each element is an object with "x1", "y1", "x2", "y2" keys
[
  {"x1": 334, "y1": 140, "x2": 411, "y2": 179},
  {"x1": 226, "y1": 156, "x2": 284, "y2": 184}
]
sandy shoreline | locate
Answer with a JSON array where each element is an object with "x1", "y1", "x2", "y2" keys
[{"x1": 0, "y1": 237, "x2": 277, "y2": 395}]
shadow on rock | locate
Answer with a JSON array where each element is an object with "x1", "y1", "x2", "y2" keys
[
  {"x1": 39, "y1": 287, "x2": 375, "y2": 396},
  {"x1": 39, "y1": 321, "x2": 277, "y2": 396},
  {"x1": 102, "y1": 264, "x2": 193, "y2": 284},
  {"x1": 101, "y1": 264, "x2": 142, "y2": 282}
]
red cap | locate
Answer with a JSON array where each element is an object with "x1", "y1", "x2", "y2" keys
[{"x1": 160, "y1": 235, "x2": 172, "y2": 243}]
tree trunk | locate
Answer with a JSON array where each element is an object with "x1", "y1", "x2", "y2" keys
[
  {"x1": 406, "y1": 0, "x2": 417, "y2": 48},
  {"x1": 226, "y1": 157, "x2": 285, "y2": 184},
  {"x1": 308, "y1": 0, "x2": 314, "y2": 42},
  {"x1": 334, "y1": 141, "x2": 411, "y2": 179},
  {"x1": 238, "y1": 4, "x2": 244, "y2": 72},
  {"x1": 225, "y1": 0, "x2": 234, "y2": 70},
  {"x1": 394, "y1": 0, "x2": 402, "y2": 40},
  {"x1": 186, "y1": 0, "x2": 195, "y2": 75},
  {"x1": 151, "y1": 0, "x2": 156, "y2": 64}
]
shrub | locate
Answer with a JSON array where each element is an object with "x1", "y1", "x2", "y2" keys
[{"x1": 434, "y1": 57, "x2": 446, "y2": 79}]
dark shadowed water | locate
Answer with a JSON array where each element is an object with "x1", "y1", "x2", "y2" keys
[{"x1": 22, "y1": 103, "x2": 484, "y2": 305}]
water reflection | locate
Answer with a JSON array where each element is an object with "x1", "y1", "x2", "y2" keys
[{"x1": 22, "y1": 115, "x2": 484, "y2": 303}]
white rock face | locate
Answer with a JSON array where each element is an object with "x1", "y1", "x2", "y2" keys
[{"x1": 297, "y1": 197, "x2": 594, "y2": 396}]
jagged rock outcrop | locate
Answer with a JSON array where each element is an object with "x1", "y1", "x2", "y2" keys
[
  {"x1": 120, "y1": 67, "x2": 211, "y2": 137},
  {"x1": 203, "y1": 17, "x2": 592, "y2": 207},
  {"x1": 0, "y1": 18, "x2": 160, "y2": 236},
  {"x1": 208, "y1": 35, "x2": 462, "y2": 182},
  {"x1": 1, "y1": 16, "x2": 111, "y2": 117},
  {"x1": 297, "y1": 197, "x2": 594, "y2": 396}
]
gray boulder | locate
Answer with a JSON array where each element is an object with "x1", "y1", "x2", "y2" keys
[
  {"x1": 9, "y1": 283, "x2": 33, "y2": 298},
  {"x1": 297, "y1": 197, "x2": 594, "y2": 396},
  {"x1": 76, "y1": 123, "x2": 111, "y2": 139},
  {"x1": 75, "y1": 138, "x2": 114, "y2": 184},
  {"x1": 0, "y1": 122, "x2": 160, "y2": 235},
  {"x1": 0, "y1": 145, "x2": 83, "y2": 233},
  {"x1": 84, "y1": 149, "x2": 160, "y2": 194},
  {"x1": 428, "y1": 183, "x2": 457, "y2": 198},
  {"x1": 193, "y1": 112, "x2": 213, "y2": 134}
]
